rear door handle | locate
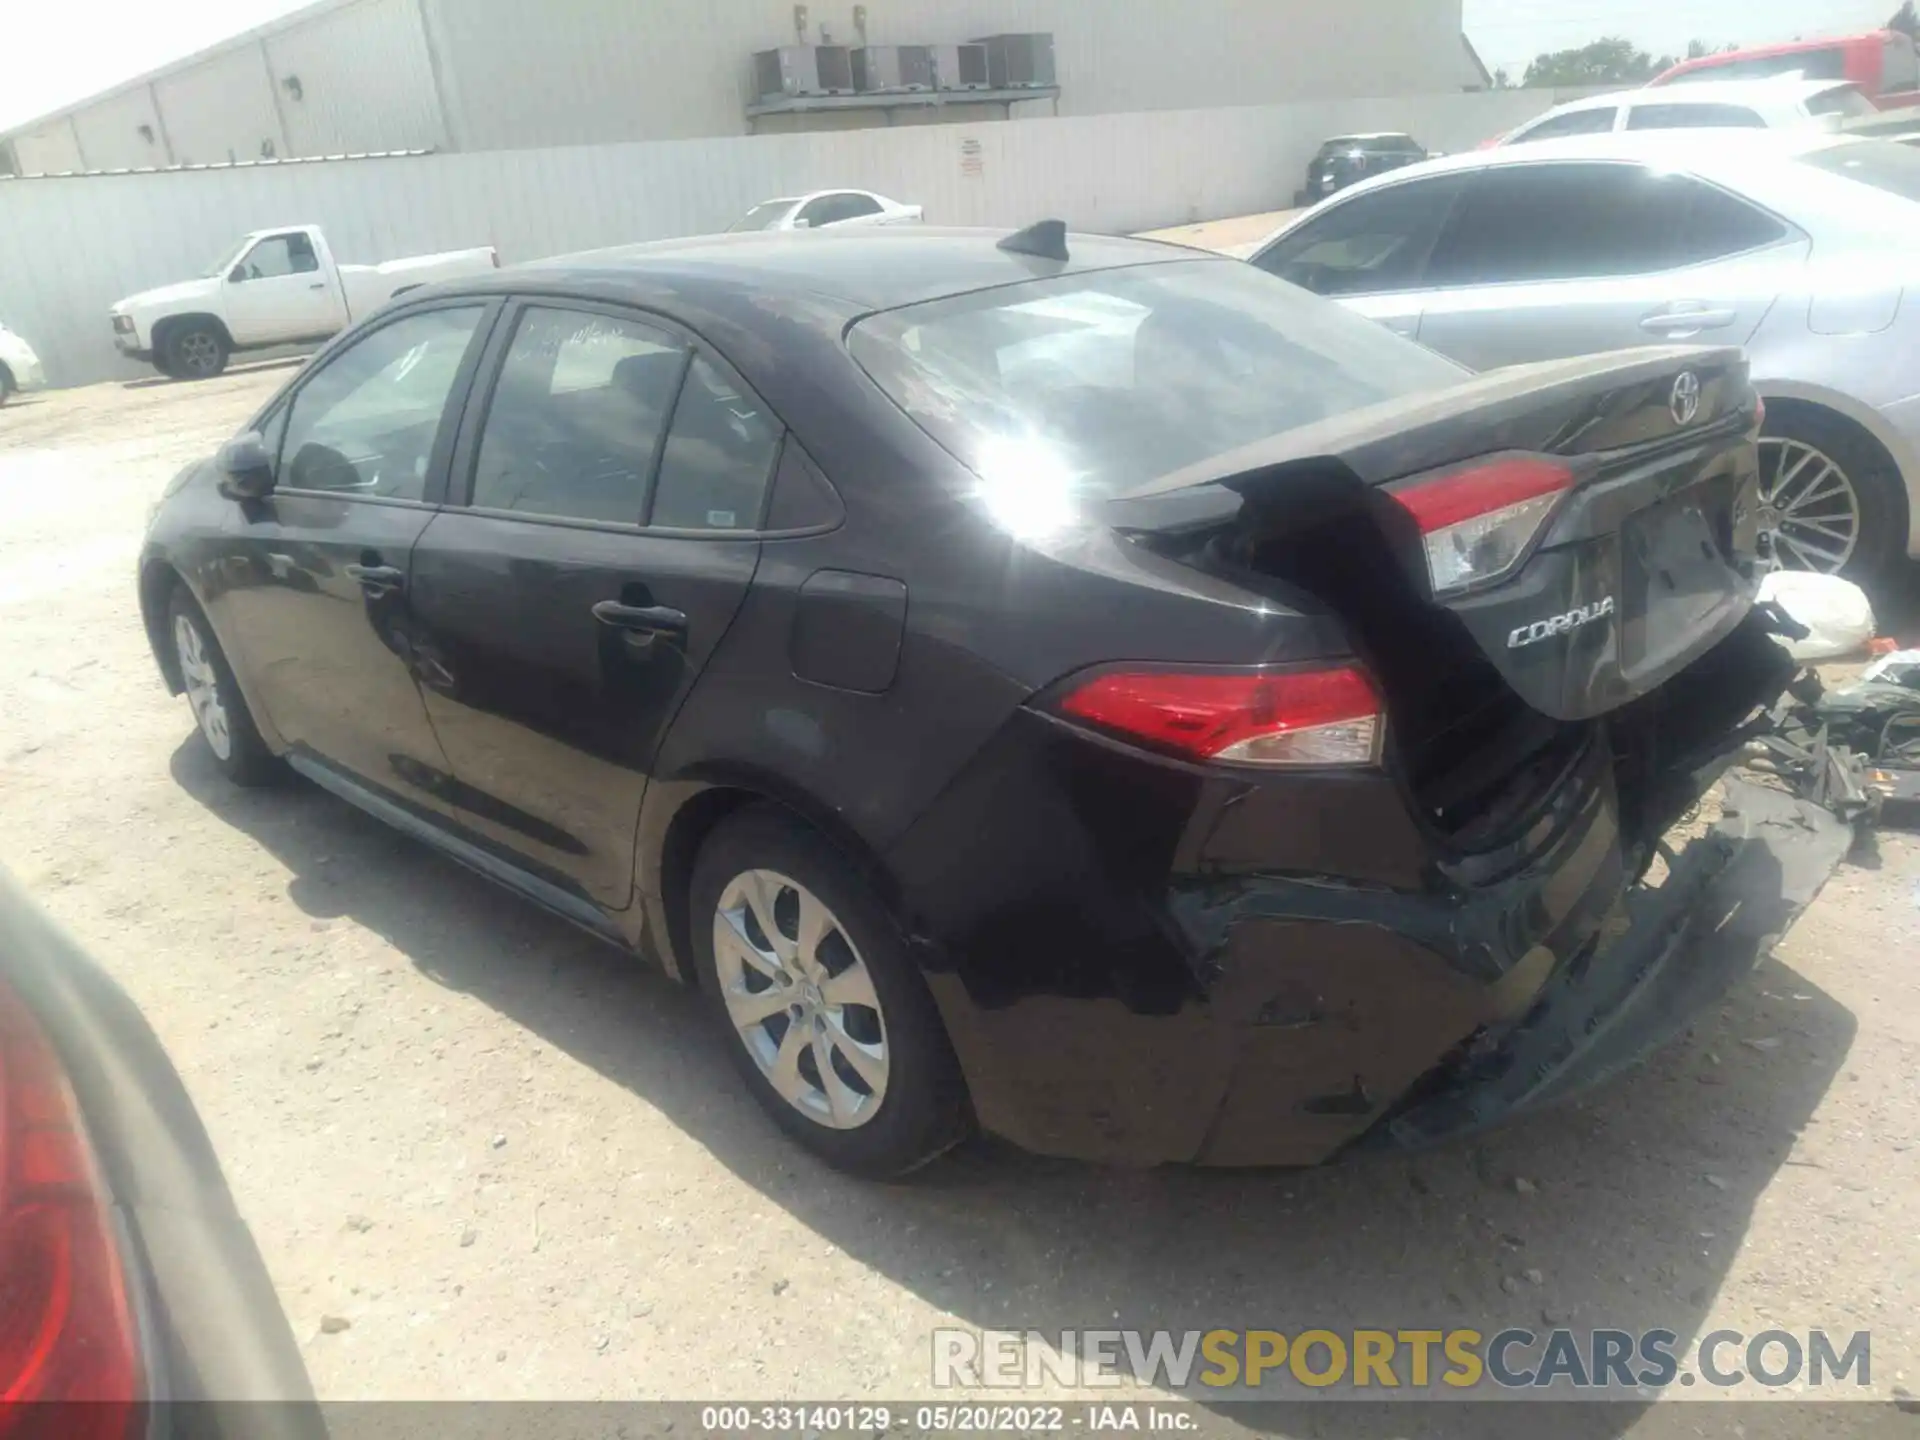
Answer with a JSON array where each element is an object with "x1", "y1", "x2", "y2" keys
[
  {"x1": 592, "y1": 600, "x2": 688, "y2": 634},
  {"x1": 345, "y1": 563, "x2": 405, "y2": 596},
  {"x1": 1640, "y1": 307, "x2": 1738, "y2": 334}
]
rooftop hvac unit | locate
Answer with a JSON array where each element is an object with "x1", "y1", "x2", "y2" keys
[
  {"x1": 852, "y1": 45, "x2": 935, "y2": 92},
  {"x1": 972, "y1": 33, "x2": 1057, "y2": 89},
  {"x1": 929, "y1": 43, "x2": 990, "y2": 91},
  {"x1": 753, "y1": 45, "x2": 856, "y2": 100}
]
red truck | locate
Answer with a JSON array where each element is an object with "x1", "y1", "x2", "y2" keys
[{"x1": 1649, "y1": 29, "x2": 1920, "y2": 108}]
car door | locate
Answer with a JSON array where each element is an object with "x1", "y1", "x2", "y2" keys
[
  {"x1": 1249, "y1": 172, "x2": 1472, "y2": 338},
  {"x1": 405, "y1": 301, "x2": 779, "y2": 911},
  {"x1": 221, "y1": 232, "x2": 343, "y2": 344},
  {"x1": 209, "y1": 300, "x2": 493, "y2": 817},
  {"x1": 1411, "y1": 161, "x2": 1803, "y2": 371}
]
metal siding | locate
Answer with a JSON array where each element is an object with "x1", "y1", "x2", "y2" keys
[
  {"x1": 0, "y1": 87, "x2": 1554, "y2": 390},
  {"x1": 11, "y1": 124, "x2": 85, "y2": 176},
  {"x1": 69, "y1": 90, "x2": 172, "y2": 171},
  {"x1": 265, "y1": 0, "x2": 447, "y2": 156},
  {"x1": 153, "y1": 43, "x2": 287, "y2": 166}
]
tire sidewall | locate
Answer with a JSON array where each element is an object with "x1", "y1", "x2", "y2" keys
[
  {"x1": 165, "y1": 587, "x2": 276, "y2": 784},
  {"x1": 167, "y1": 325, "x2": 228, "y2": 381},
  {"x1": 689, "y1": 807, "x2": 969, "y2": 1178}
]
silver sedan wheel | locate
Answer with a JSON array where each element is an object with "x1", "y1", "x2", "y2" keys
[
  {"x1": 1757, "y1": 436, "x2": 1861, "y2": 574},
  {"x1": 712, "y1": 869, "x2": 889, "y2": 1130},
  {"x1": 173, "y1": 614, "x2": 233, "y2": 761}
]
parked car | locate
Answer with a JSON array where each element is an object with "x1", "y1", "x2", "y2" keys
[
  {"x1": 0, "y1": 867, "x2": 322, "y2": 1430},
  {"x1": 1250, "y1": 130, "x2": 1920, "y2": 585},
  {"x1": 1295, "y1": 133, "x2": 1430, "y2": 203},
  {"x1": 1649, "y1": 28, "x2": 1920, "y2": 110},
  {"x1": 1493, "y1": 78, "x2": 1876, "y2": 146},
  {"x1": 110, "y1": 224, "x2": 498, "y2": 381},
  {"x1": 0, "y1": 318, "x2": 46, "y2": 403},
  {"x1": 727, "y1": 189, "x2": 923, "y2": 232},
  {"x1": 140, "y1": 225, "x2": 1834, "y2": 1177}
]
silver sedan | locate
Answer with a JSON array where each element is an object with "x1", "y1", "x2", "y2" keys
[{"x1": 1248, "y1": 130, "x2": 1920, "y2": 583}]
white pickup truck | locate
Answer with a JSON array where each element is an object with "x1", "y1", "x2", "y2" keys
[{"x1": 109, "y1": 224, "x2": 498, "y2": 380}]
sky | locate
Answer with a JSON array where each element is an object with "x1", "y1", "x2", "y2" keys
[{"x1": 0, "y1": 0, "x2": 1907, "y2": 133}]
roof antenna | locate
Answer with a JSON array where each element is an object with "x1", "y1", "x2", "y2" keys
[{"x1": 998, "y1": 219, "x2": 1069, "y2": 262}]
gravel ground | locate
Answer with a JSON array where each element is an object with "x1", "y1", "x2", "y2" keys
[{"x1": 2, "y1": 370, "x2": 1918, "y2": 1431}]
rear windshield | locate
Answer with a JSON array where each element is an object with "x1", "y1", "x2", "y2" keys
[
  {"x1": 1666, "y1": 48, "x2": 1848, "y2": 82},
  {"x1": 847, "y1": 259, "x2": 1464, "y2": 501},
  {"x1": 1797, "y1": 138, "x2": 1920, "y2": 202}
]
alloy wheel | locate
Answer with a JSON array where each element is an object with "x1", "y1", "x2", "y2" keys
[
  {"x1": 711, "y1": 869, "x2": 889, "y2": 1129},
  {"x1": 173, "y1": 614, "x2": 233, "y2": 760},
  {"x1": 177, "y1": 332, "x2": 222, "y2": 378},
  {"x1": 1756, "y1": 436, "x2": 1861, "y2": 574}
]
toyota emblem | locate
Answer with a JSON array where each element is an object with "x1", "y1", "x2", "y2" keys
[{"x1": 1670, "y1": 371, "x2": 1701, "y2": 427}]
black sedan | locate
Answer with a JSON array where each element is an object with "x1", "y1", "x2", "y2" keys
[
  {"x1": 1297, "y1": 132, "x2": 1431, "y2": 203},
  {"x1": 139, "y1": 224, "x2": 1844, "y2": 1177}
]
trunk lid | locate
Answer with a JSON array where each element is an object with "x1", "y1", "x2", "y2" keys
[{"x1": 1108, "y1": 346, "x2": 1764, "y2": 725}]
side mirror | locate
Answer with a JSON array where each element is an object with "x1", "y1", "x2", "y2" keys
[
  {"x1": 790, "y1": 217, "x2": 812, "y2": 230},
  {"x1": 217, "y1": 432, "x2": 276, "y2": 500}
]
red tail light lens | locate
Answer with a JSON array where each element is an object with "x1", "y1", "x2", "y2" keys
[
  {"x1": 1058, "y1": 666, "x2": 1384, "y2": 767},
  {"x1": 1389, "y1": 455, "x2": 1573, "y2": 595},
  {"x1": 0, "y1": 976, "x2": 141, "y2": 1437}
]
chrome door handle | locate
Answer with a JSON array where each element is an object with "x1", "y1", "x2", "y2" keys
[
  {"x1": 1640, "y1": 308, "x2": 1738, "y2": 333},
  {"x1": 592, "y1": 600, "x2": 687, "y2": 635},
  {"x1": 345, "y1": 563, "x2": 405, "y2": 596}
]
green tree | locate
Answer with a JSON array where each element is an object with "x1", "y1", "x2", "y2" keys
[
  {"x1": 1522, "y1": 36, "x2": 1664, "y2": 87},
  {"x1": 1890, "y1": 2, "x2": 1919, "y2": 40}
]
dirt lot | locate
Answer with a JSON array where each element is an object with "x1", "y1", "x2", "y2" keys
[{"x1": 2, "y1": 369, "x2": 1919, "y2": 1428}]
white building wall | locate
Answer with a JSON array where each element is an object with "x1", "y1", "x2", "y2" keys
[
  {"x1": 0, "y1": 86, "x2": 1554, "y2": 389},
  {"x1": 69, "y1": 88, "x2": 171, "y2": 171},
  {"x1": 265, "y1": 0, "x2": 448, "y2": 155},
  {"x1": 10, "y1": 123, "x2": 86, "y2": 176},
  {"x1": 153, "y1": 43, "x2": 287, "y2": 166},
  {"x1": 421, "y1": 0, "x2": 1469, "y2": 148}
]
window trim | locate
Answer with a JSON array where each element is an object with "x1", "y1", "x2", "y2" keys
[
  {"x1": 446, "y1": 295, "x2": 794, "y2": 539},
  {"x1": 1421, "y1": 159, "x2": 1800, "y2": 290},
  {"x1": 268, "y1": 295, "x2": 502, "y2": 509},
  {"x1": 1250, "y1": 170, "x2": 1472, "y2": 299}
]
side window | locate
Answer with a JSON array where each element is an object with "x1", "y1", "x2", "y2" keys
[
  {"x1": 648, "y1": 354, "x2": 782, "y2": 530},
  {"x1": 1626, "y1": 103, "x2": 1766, "y2": 129},
  {"x1": 234, "y1": 233, "x2": 318, "y2": 281},
  {"x1": 831, "y1": 192, "x2": 883, "y2": 221},
  {"x1": 1805, "y1": 86, "x2": 1875, "y2": 119},
  {"x1": 1673, "y1": 179, "x2": 1789, "y2": 262},
  {"x1": 1253, "y1": 175, "x2": 1470, "y2": 296},
  {"x1": 796, "y1": 196, "x2": 837, "y2": 228},
  {"x1": 1509, "y1": 107, "x2": 1618, "y2": 143},
  {"x1": 279, "y1": 306, "x2": 484, "y2": 500},
  {"x1": 471, "y1": 306, "x2": 687, "y2": 524},
  {"x1": 1427, "y1": 164, "x2": 1691, "y2": 284}
]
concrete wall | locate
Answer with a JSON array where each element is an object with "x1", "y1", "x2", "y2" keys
[
  {"x1": 5, "y1": 0, "x2": 1486, "y2": 172},
  {"x1": 0, "y1": 88, "x2": 1556, "y2": 389}
]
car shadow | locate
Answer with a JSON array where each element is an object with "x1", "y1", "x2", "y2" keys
[
  {"x1": 120, "y1": 354, "x2": 310, "y2": 390},
  {"x1": 170, "y1": 738, "x2": 1859, "y2": 1436}
]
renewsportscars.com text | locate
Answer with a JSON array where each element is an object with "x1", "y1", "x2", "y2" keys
[{"x1": 932, "y1": 1327, "x2": 1872, "y2": 1395}]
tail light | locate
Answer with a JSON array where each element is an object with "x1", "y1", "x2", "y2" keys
[
  {"x1": 1057, "y1": 665, "x2": 1384, "y2": 768},
  {"x1": 1388, "y1": 455, "x2": 1573, "y2": 595},
  {"x1": 0, "y1": 975, "x2": 141, "y2": 1436}
]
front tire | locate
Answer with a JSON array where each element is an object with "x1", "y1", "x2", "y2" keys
[
  {"x1": 690, "y1": 806, "x2": 971, "y2": 1178},
  {"x1": 165, "y1": 323, "x2": 230, "y2": 380},
  {"x1": 1758, "y1": 410, "x2": 1908, "y2": 591},
  {"x1": 166, "y1": 587, "x2": 278, "y2": 786}
]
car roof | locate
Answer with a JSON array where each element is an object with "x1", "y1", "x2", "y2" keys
[
  {"x1": 480, "y1": 226, "x2": 1203, "y2": 314},
  {"x1": 1540, "y1": 76, "x2": 1854, "y2": 117}
]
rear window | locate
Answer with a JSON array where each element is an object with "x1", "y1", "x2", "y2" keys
[
  {"x1": 1665, "y1": 48, "x2": 1848, "y2": 82},
  {"x1": 847, "y1": 260, "x2": 1464, "y2": 504},
  {"x1": 1797, "y1": 138, "x2": 1920, "y2": 202}
]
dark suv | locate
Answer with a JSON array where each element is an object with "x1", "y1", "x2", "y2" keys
[{"x1": 1299, "y1": 132, "x2": 1431, "y2": 203}]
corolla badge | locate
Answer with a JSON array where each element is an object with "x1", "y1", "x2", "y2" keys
[
  {"x1": 1508, "y1": 596, "x2": 1616, "y2": 650},
  {"x1": 1669, "y1": 371, "x2": 1701, "y2": 427}
]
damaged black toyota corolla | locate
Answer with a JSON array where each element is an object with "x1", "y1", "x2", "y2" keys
[{"x1": 137, "y1": 224, "x2": 1849, "y2": 1177}]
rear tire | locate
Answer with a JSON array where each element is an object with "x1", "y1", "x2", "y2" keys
[
  {"x1": 166, "y1": 586, "x2": 279, "y2": 786},
  {"x1": 1759, "y1": 408, "x2": 1908, "y2": 592},
  {"x1": 689, "y1": 806, "x2": 971, "y2": 1178},
  {"x1": 164, "y1": 323, "x2": 230, "y2": 381}
]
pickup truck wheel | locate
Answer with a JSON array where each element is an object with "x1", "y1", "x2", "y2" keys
[{"x1": 166, "y1": 325, "x2": 230, "y2": 381}]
